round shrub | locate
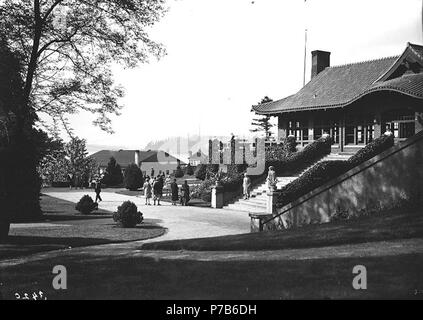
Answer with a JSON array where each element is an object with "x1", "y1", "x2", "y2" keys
[
  {"x1": 75, "y1": 195, "x2": 98, "y2": 215},
  {"x1": 113, "y1": 201, "x2": 143, "y2": 228}
]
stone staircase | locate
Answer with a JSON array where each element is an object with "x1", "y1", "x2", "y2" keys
[{"x1": 223, "y1": 153, "x2": 353, "y2": 213}]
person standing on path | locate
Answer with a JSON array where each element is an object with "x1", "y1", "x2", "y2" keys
[
  {"x1": 143, "y1": 178, "x2": 152, "y2": 205},
  {"x1": 180, "y1": 180, "x2": 190, "y2": 206},
  {"x1": 153, "y1": 177, "x2": 162, "y2": 206},
  {"x1": 170, "y1": 178, "x2": 179, "y2": 206},
  {"x1": 94, "y1": 181, "x2": 102, "y2": 202}
]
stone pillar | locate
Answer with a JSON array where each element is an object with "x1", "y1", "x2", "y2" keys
[
  {"x1": 249, "y1": 212, "x2": 273, "y2": 233},
  {"x1": 266, "y1": 190, "x2": 281, "y2": 214},
  {"x1": 211, "y1": 185, "x2": 224, "y2": 209},
  {"x1": 134, "y1": 150, "x2": 140, "y2": 167}
]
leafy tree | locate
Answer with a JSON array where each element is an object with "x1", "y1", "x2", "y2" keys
[
  {"x1": 250, "y1": 96, "x2": 274, "y2": 139},
  {"x1": 65, "y1": 137, "x2": 97, "y2": 186},
  {"x1": 38, "y1": 136, "x2": 98, "y2": 186},
  {"x1": 1, "y1": 38, "x2": 41, "y2": 240},
  {"x1": 0, "y1": 0, "x2": 167, "y2": 241},
  {"x1": 194, "y1": 164, "x2": 207, "y2": 181},
  {"x1": 174, "y1": 165, "x2": 184, "y2": 178},
  {"x1": 185, "y1": 163, "x2": 194, "y2": 176},
  {"x1": 102, "y1": 157, "x2": 123, "y2": 186},
  {"x1": 124, "y1": 163, "x2": 144, "y2": 191},
  {"x1": 0, "y1": 0, "x2": 167, "y2": 133}
]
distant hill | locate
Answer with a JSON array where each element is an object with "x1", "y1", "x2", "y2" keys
[{"x1": 143, "y1": 135, "x2": 232, "y2": 157}]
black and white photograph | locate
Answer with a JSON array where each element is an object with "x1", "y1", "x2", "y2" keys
[{"x1": 0, "y1": 0, "x2": 423, "y2": 306}]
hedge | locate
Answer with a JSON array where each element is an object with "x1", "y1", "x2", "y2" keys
[
  {"x1": 271, "y1": 136, "x2": 332, "y2": 174},
  {"x1": 276, "y1": 160, "x2": 350, "y2": 208},
  {"x1": 194, "y1": 164, "x2": 219, "y2": 181},
  {"x1": 191, "y1": 165, "x2": 247, "y2": 202},
  {"x1": 276, "y1": 133, "x2": 395, "y2": 208},
  {"x1": 348, "y1": 133, "x2": 394, "y2": 166}
]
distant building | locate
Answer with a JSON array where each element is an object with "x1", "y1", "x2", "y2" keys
[
  {"x1": 90, "y1": 150, "x2": 186, "y2": 177},
  {"x1": 252, "y1": 42, "x2": 423, "y2": 153},
  {"x1": 188, "y1": 149, "x2": 208, "y2": 166}
]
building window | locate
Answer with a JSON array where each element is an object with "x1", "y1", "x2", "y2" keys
[
  {"x1": 366, "y1": 124, "x2": 375, "y2": 143},
  {"x1": 345, "y1": 115, "x2": 375, "y2": 145},
  {"x1": 356, "y1": 125, "x2": 365, "y2": 144},
  {"x1": 288, "y1": 120, "x2": 309, "y2": 145},
  {"x1": 345, "y1": 125, "x2": 355, "y2": 145},
  {"x1": 314, "y1": 119, "x2": 336, "y2": 142},
  {"x1": 384, "y1": 109, "x2": 415, "y2": 140}
]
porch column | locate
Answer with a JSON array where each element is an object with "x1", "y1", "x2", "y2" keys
[
  {"x1": 308, "y1": 118, "x2": 314, "y2": 142},
  {"x1": 374, "y1": 113, "x2": 382, "y2": 137},
  {"x1": 415, "y1": 112, "x2": 423, "y2": 134},
  {"x1": 340, "y1": 115, "x2": 345, "y2": 152}
]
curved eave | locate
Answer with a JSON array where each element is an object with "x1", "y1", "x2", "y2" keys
[
  {"x1": 253, "y1": 102, "x2": 345, "y2": 115},
  {"x1": 254, "y1": 85, "x2": 423, "y2": 116}
]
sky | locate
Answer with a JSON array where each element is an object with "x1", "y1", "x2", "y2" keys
[{"x1": 60, "y1": 0, "x2": 423, "y2": 153}]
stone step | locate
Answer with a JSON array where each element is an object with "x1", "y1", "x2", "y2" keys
[
  {"x1": 224, "y1": 202, "x2": 266, "y2": 213},
  {"x1": 238, "y1": 198, "x2": 267, "y2": 206}
]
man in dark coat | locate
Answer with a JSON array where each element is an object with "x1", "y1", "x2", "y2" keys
[
  {"x1": 170, "y1": 178, "x2": 179, "y2": 206},
  {"x1": 153, "y1": 177, "x2": 162, "y2": 205},
  {"x1": 94, "y1": 181, "x2": 102, "y2": 202},
  {"x1": 180, "y1": 180, "x2": 190, "y2": 206}
]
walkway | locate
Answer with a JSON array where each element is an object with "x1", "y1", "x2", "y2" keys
[{"x1": 43, "y1": 190, "x2": 251, "y2": 242}]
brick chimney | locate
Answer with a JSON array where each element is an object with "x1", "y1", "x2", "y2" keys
[{"x1": 311, "y1": 50, "x2": 331, "y2": 79}]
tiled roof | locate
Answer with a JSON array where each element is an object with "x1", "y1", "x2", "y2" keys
[
  {"x1": 90, "y1": 150, "x2": 152, "y2": 168},
  {"x1": 365, "y1": 73, "x2": 423, "y2": 99},
  {"x1": 142, "y1": 151, "x2": 186, "y2": 165},
  {"x1": 409, "y1": 43, "x2": 423, "y2": 60},
  {"x1": 90, "y1": 150, "x2": 185, "y2": 168},
  {"x1": 254, "y1": 56, "x2": 398, "y2": 114},
  {"x1": 253, "y1": 43, "x2": 423, "y2": 115}
]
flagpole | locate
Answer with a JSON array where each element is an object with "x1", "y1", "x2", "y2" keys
[
  {"x1": 303, "y1": 0, "x2": 308, "y2": 86},
  {"x1": 303, "y1": 28, "x2": 307, "y2": 87}
]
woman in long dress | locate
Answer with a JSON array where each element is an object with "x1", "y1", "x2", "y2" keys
[{"x1": 143, "y1": 178, "x2": 152, "y2": 205}]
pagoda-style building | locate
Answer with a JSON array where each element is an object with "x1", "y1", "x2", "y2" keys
[{"x1": 253, "y1": 43, "x2": 423, "y2": 153}]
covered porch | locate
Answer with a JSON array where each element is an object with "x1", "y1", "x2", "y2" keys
[{"x1": 276, "y1": 90, "x2": 423, "y2": 153}]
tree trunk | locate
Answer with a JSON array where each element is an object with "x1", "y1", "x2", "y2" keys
[{"x1": 0, "y1": 220, "x2": 10, "y2": 243}]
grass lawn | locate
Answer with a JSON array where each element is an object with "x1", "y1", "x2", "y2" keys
[
  {"x1": 141, "y1": 207, "x2": 423, "y2": 251},
  {"x1": 1, "y1": 251, "x2": 422, "y2": 299},
  {"x1": 40, "y1": 193, "x2": 111, "y2": 220},
  {"x1": 1, "y1": 195, "x2": 166, "y2": 259}
]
